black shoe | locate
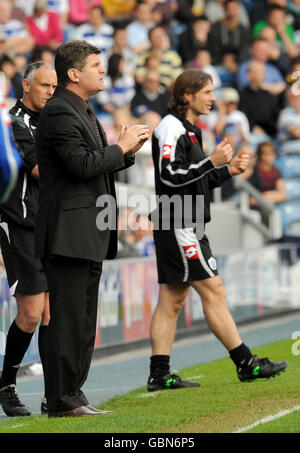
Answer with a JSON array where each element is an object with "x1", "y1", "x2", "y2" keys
[
  {"x1": 237, "y1": 355, "x2": 288, "y2": 382},
  {"x1": 0, "y1": 384, "x2": 31, "y2": 417},
  {"x1": 147, "y1": 373, "x2": 200, "y2": 392},
  {"x1": 41, "y1": 397, "x2": 48, "y2": 415}
]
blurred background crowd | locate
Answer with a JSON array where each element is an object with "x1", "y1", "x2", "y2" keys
[{"x1": 0, "y1": 0, "x2": 300, "y2": 259}]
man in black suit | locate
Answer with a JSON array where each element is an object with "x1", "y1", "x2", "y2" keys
[{"x1": 35, "y1": 40, "x2": 150, "y2": 418}]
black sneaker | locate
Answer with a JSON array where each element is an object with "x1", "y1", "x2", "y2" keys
[
  {"x1": 41, "y1": 397, "x2": 48, "y2": 415},
  {"x1": 237, "y1": 355, "x2": 288, "y2": 382},
  {"x1": 147, "y1": 373, "x2": 200, "y2": 392},
  {"x1": 0, "y1": 384, "x2": 31, "y2": 417}
]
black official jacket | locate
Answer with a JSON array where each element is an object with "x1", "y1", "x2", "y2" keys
[
  {"x1": 35, "y1": 85, "x2": 134, "y2": 262},
  {"x1": 0, "y1": 100, "x2": 39, "y2": 229},
  {"x1": 151, "y1": 111, "x2": 232, "y2": 228}
]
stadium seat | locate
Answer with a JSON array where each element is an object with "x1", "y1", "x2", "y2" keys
[
  {"x1": 275, "y1": 155, "x2": 300, "y2": 179},
  {"x1": 277, "y1": 201, "x2": 300, "y2": 235},
  {"x1": 284, "y1": 178, "x2": 300, "y2": 201}
]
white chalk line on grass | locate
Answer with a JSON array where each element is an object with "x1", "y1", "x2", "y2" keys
[{"x1": 233, "y1": 405, "x2": 300, "y2": 433}]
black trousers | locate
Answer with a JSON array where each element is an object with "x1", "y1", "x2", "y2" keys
[{"x1": 44, "y1": 254, "x2": 102, "y2": 412}]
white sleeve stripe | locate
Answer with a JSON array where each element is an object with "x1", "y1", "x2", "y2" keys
[
  {"x1": 165, "y1": 156, "x2": 211, "y2": 175},
  {"x1": 160, "y1": 168, "x2": 215, "y2": 187}
]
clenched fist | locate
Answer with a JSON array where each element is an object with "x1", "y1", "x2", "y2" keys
[
  {"x1": 228, "y1": 149, "x2": 250, "y2": 176},
  {"x1": 210, "y1": 138, "x2": 233, "y2": 167}
]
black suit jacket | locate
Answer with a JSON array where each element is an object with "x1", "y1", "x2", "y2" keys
[{"x1": 35, "y1": 85, "x2": 134, "y2": 262}]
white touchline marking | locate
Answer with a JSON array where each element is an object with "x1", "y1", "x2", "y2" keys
[
  {"x1": 186, "y1": 375, "x2": 205, "y2": 380},
  {"x1": 233, "y1": 405, "x2": 300, "y2": 433},
  {"x1": 139, "y1": 393, "x2": 159, "y2": 398}
]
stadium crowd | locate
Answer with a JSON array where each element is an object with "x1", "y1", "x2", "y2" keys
[{"x1": 0, "y1": 0, "x2": 300, "y2": 259}]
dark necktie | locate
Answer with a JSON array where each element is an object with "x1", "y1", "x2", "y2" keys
[{"x1": 87, "y1": 106, "x2": 103, "y2": 146}]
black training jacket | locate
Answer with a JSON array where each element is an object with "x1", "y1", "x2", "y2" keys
[{"x1": 151, "y1": 110, "x2": 232, "y2": 229}]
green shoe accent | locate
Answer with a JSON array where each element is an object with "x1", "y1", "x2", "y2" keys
[
  {"x1": 252, "y1": 365, "x2": 260, "y2": 376},
  {"x1": 165, "y1": 378, "x2": 176, "y2": 388}
]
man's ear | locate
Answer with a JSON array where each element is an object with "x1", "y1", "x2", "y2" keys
[
  {"x1": 67, "y1": 68, "x2": 80, "y2": 83},
  {"x1": 22, "y1": 78, "x2": 31, "y2": 94}
]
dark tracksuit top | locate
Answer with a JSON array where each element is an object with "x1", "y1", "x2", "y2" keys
[{"x1": 151, "y1": 110, "x2": 232, "y2": 230}]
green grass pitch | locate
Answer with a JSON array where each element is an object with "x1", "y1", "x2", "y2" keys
[{"x1": 0, "y1": 338, "x2": 299, "y2": 433}]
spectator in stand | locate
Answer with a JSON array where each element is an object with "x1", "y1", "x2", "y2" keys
[
  {"x1": 174, "y1": 0, "x2": 198, "y2": 25},
  {"x1": 187, "y1": 49, "x2": 222, "y2": 91},
  {"x1": 116, "y1": 208, "x2": 140, "y2": 259},
  {"x1": 251, "y1": 141, "x2": 286, "y2": 204},
  {"x1": 239, "y1": 60, "x2": 280, "y2": 139},
  {"x1": 253, "y1": 5, "x2": 299, "y2": 58},
  {"x1": 10, "y1": 0, "x2": 28, "y2": 22},
  {"x1": 11, "y1": 0, "x2": 69, "y2": 25},
  {"x1": 277, "y1": 87, "x2": 300, "y2": 154},
  {"x1": 237, "y1": 38, "x2": 287, "y2": 96},
  {"x1": 68, "y1": 0, "x2": 101, "y2": 26},
  {"x1": 16, "y1": 0, "x2": 71, "y2": 27},
  {"x1": 145, "y1": 0, "x2": 177, "y2": 44},
  {"x1": 177, "y1": 15, "x2": 212, "y2": 65},
  {"x1": 143, "y1": 52, "x2": 161, "y2": 72},
  {"x1": 131, "y1": 68, "x2": 169, "y2": 119},
  {"x1": 74, "y1": 5, "x2": 114, "y2": 54},
  {"x1": 207, "y1": 0, "x2": 251, "y2": 84},
  {"x1": 47, "y1": 0, "x2": 70, "y2": 27},
  {"x1": 135, "y1": 25, "x2": 182, "y2": 88},
  {"x1": 117, "y1": 209, "x2": 156, "y2": 258},
  {"x1": 101, "y1": 0, "x2": 136, "y2": 27},
  {"x1": 31, "y1": 45, "x2": 54, "y2": 64},
  {"x1": 26, "y1": 0, "x2": 64, "y2": 52},
  {"x1": 94, "y1": 53, "x2": 135, "y2": 120},
  {"x1": 126, "y1": 109, "x2": 161, "y2": 188},
  {"x1": 205, "y1": 0, "x2": 251, "y2": 28},
  {"x1": 221, "y1": 143, "x2": 260, "y2": 201},
  {"x1": 249, "y1": 0, "x2": 287, "y2": 26},
  {"x1": 14, "y1": 51, "x2": 27, "y2": 76},
  {"x1": 0, "y1": 0, "x2": 34, "y2": 55},
  {"x1": 259, "y1": 26, "x2": 292, "y2": 76},
  {"x1": 0, "y1": 54, "x2": 23, "y2": 99},
  {"x1": 130, "y1": 214, "x2": 155, "y2": 257},
  {"x1": 105, "y1": 27, "x2": 136, "y2": 75},
  {"x1": 206, "y1": 87, "x2": 250, "y2": 146},
  {"x1": 126, "y1": 1, "x2": 154, "y2": 54}
]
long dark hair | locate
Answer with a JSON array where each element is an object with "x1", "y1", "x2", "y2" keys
[{"x1": 168, "y1": 69, "x2": 212, "y2": 118}]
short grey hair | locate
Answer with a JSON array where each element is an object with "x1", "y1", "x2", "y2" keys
[{"x1": 23, "y1": 61, "x2": 55, "y2": 84}]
